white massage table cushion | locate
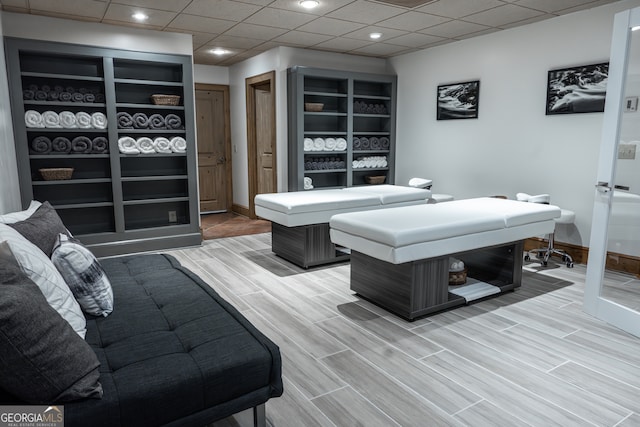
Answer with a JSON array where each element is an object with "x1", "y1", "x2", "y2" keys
[
  {"x1": 342, "y1": 185, "x2": 431, "y2": 204},
  {"x1": 255, "y1": 189, "x2": 379, "y2": 214},
  {"x1": 329, "y1": 198, "x2": 561, "y2": 248}
]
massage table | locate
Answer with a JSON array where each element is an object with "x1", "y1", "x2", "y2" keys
[
  {"x1": 329, "y1": 197, "x2": 561, "y2": 319},
  {"x1": 254, "y1": 185, "x2": 432, "y2": 268}
]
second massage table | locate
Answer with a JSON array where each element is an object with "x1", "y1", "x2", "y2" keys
[
  {"x1": 254, "y1": 185, "x2": 432, "y2": 268},
  {"x1": 329, "y1": 197, "x2": 561, "y2": 319}
]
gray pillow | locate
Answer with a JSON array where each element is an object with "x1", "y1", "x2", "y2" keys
[
  {"x1": 8, "y1": 201, "x2": 68, "y2": 257},
  {"x1": 0, "y1": 246, "x2": 103, "y2": 403},
  {"x1": 51, "y1": 233, "x2": 114, "y2": 317}
]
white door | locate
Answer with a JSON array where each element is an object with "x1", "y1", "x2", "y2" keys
[{"x1": 584, "y1": 7, "x2": 640, "y2": 337}]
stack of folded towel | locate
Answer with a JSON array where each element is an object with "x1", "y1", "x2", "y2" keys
[
  {"x1": 304, "y1": 157, "x2": 346, "y2": 170},
  {"x1": 30, "y1": 135, "x2": 109, "y2": 154},
  {"x1": 118, "y1": 136, "x2": 186, "y2": 154},
  {"x1": 303, "y1": 137, "x2": 347, "y2": 152},
  {"x1": 353, "y1": 101, "x2": 388, "y2": 115},
  {"x1": 303, "y1": 177, "x2": 313, "y2": 190},
  {"x1": 22, "y1": 84, "x2": 105, "y2": 103},
  {"x1": 352, "y1": 156, "x2": 387, "y2": 169},
  {"x1": 116, "y1": 112, "x2": 183, "y2": 130},
  {"x1": 25, "y1": 110, "x2": 108, "y2": 129},
  {"x1": 353, "y1": 136, "x2": 390, "y2": 151}
]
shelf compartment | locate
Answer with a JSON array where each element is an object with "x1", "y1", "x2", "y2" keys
[
  {"x1": 24, "y1": 100, "x2": 106, "y2": 108},
  {"x1": 33, "y1": 181, "x2": 112, "y2": 205},
  {"x1": 304, "y1": 94, "x2": 347, "y2": 114},
  {"x1": 352, "y1": 171, "x2": 388, "y2": 187},
  {"x1": 20, "y1": 53, "x2": 104, "y2": 78},
  {"x1": 303, "y1": 77, "x2": 347, "y2": 95},
  {"x1": 354, "y1": 80, "x2": 393, "y2": 98},
  {"x1": 353, "y1": 115, "x2": 391, "y2": 133},
  {"x1": 304, "y1": 171, "x2": 347, "y2": 189},
  {"x1": 30, "y1": 157, "x2": 111, "y2": 180},
  {"x1": 115, "y1": 82, "x2": 183, "y2": 106},
  {"x1": 122, "y1": 179, "x2": 188, "y2": 202},
  {"x1": 304, "y1": 114, "x2": 347, "y2": 133},
  {"x1": 113, "y1": 59, "x2": 183, "y2": 83},
  {"x1": 56, "y1": 205, "x2": 115, "y2": 235},
  {"x1": 116, "y1": 102, "x2": 184, "y2": 110},
  {"x1": 120, "y1": 156, "x2": 187, "y2": 177},
  {"x1": 124, "y1": 200, "x2": 190, "y2": 230}
]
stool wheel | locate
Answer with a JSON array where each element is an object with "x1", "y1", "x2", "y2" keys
[
  {"x1": 524, "y1": 255, "x2": 531, "y2": 261},
  {"x1": 543, "y1": 260, "x2": 548, "y2": 266},
  {"x1": 567, "y1": 262, "x2": 574, "y2": 268}
]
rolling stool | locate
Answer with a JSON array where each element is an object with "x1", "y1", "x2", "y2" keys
[
  {"x1": 408, "y1": 178, "x2": 454, "y2": 203},
  {"x1": 516, "y1": 193, "x2": 575, "y2": 268}
]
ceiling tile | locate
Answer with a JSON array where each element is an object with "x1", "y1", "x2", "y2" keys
[
  {"x1": 416, "y1": 0, "x2": 505, "y2": 18},
  {"x1": 244, "y1": 7, "x2": 317, "y2": 29},
  {"x1": 28, "y1": 0, "x2": 107, "y2": 19},
  {"x1": 222, "y1": 22, "x2": 289, "y2": 39},
  {"x1": 296, "y1": 17, "x2": 366, "y2": 36},
  {"x1": 207, "y1": 34, "x2": 266, "y2": 49},
  {"x1": 111, "y1": 0, "x2": 191, "y2": 12},
  {"x1": 182, "y1": 0, "x2": 262, "y2": 22},
  {"x1": 29, "y1": 10, "x2": 101, "y2": 22},
  {"x1": 268, "y1": 0, "x2": 355, "y2": 16},
  {"x1": 313, "y1": 37, "x2": 374, "y2": 51},
  {"x1": 420, "y1": 19, "x2": 490, "y2": 38},
  {"x1": 514, "y1": 0, "x2": 599, "y2": 13},
  {"x1": 169, "y1": 29, "x2": 219, "y2": 49},
  {"x1": 385, "y1": 32, "x2": 445, "y2": 47},
  {"x1": 376, "y1": 11, "x2": 450, "y2": 31},
  {"x1": 342, "y1": 25, "x2": 408, "y2": 41},
  {"x1": 271, "y1": 30, "x2": 334, "y2": 46},
  {"x1": 455, "y1": 27, "x2": 501, "y2": 39},
  {"x1": 327, "y1": 0, "x2": 405, "y2": 25},
  {"x1": 104, "y1": 3, "x2": 177, "y2": 27},
  {"x1": 166, "y1": 13, "x2": 236, "y2": 34},
  {"x1": 499, "y1": 12, "x2": 555, "y2": 29},
  {"x1": 462, "y1": 4, "x2": 545, "y2": 27},
  {"x1": 555, "y1": 0, "x2": 618, "y2": 15},
  {"x1": 350, "y1": 42, "x2": 410, "y2": 55}
]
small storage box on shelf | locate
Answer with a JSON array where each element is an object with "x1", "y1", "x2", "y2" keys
[
  {"x1": 448, "y1": 268, "x2": 468, "y2": 285},
  {"x1": 365, "y1": 175, "x2": 386, "y2": 185},
  {"x1": 39, "y1": 167, "x2": 73, "y2": 181},
  {"x1": 151, "y1": 94, "x2": 181, "y2": 106}
]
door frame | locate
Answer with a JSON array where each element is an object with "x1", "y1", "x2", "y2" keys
[
  {"x1": 583, "y1": 7, "x2": 640, "y2": 337},
  {"x1": 246, "y1": 70, "x2": 276, "y2": 219},
  {"x1": 194, "y1": 83, "x2": 233, "y2": 213}
]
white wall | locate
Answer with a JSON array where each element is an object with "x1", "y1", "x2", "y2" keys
[
  {"x1": 228, "y1": 46, "x2": 388, "y2": 209},
  {"x1": 194, "y1": 64, "x2": 229, "y2": 85},
  {"x1": 0, "y1": 12, "x2": 21, "y2": 214},
  {"x1": 389, "y1": 0, "x2": 640, "y2": 248}
]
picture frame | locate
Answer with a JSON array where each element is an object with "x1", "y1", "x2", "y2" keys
[
  {"x1": 546, "y1": 62, "x2": 608, "y2": 115},
  {"x1": 437, "y1": 80, "x2": 480, "y2": 120}
]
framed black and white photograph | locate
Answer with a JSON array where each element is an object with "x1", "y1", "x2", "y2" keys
[
  {"x1": 437, "y1": 80, "x2": 480, "y2": 120},
  {"x1": 546, "y1": 62, "x2": 608, "y2": 115}
]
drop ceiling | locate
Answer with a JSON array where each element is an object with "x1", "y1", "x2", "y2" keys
[{"x1": 0, "y1": 0, "x2": 619, "y2": 66}]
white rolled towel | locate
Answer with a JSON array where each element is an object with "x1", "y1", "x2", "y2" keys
[
  {"x1": 352, "y1": 160, "x2": 358, "y2": 168},
  {"x1": 91, "y1": 112, "x2": 108, "y2": 129},
  {"x1": 75, "y1": 111, "x2": 92, "y2": 129},
  {"x1": 449, "y1": 257, "x2": 465, "y2": 272},
  {"x1": 59, "y1": 111, "x2": 78, "y2": 128},
  {"x1": 42, "y1": 110, "x2": 62, "y2": 128},
  {"x1": 136, "y1": 137, "x2": 155, "y2": 154},
  {"x1": 153, "y1": 137, "x2": 172, "y2": 153},
  {"x1": 25, "y1": 110, "x2": 44, "y2": 128},
  {"x1": 324, "y1": 138, "x2": 337, "y2": 151},
  {"x1": 170, "y1": 136, "x2": 187, "y2": 153},
  {"x1": 357, "y1": 160, "x2": 365, "y2": 168},
  {"x1": 304, "y1": 177, "x2": 312, "y2": 186},
  {"x1": 312, "y1": 138, "x2": 324, "y2": 151},
  {"x1": 303, "y1": 138, "x2": 313, "y2": 151},
  {"x1": 118, "y1": 136, "x2": 139, "y2": 154},
  {"x1": 335, "y1": 138, "x2": 347, "y2": 151}
]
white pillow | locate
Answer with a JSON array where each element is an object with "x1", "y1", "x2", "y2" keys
[
  {"x1": 0, "y1": 201, "x2": 42, "y2": 224},
  {"x1": 52, "y1": 233, "x2": 114, "y2": 317},
  {"x1": 0, "y1": 225, "x2": 86, "y2": 338}
]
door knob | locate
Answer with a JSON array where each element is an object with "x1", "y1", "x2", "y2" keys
[
  {"x1": 595, "y1": 181, "x2": 612, "y2": 193},
  {"x1": 217, "y1": 156, "x2": 226, "y2": 164}
]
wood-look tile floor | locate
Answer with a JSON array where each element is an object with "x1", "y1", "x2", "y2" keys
[{"x1": 164, "y1": 233, "x2": 640, "y2": 427}]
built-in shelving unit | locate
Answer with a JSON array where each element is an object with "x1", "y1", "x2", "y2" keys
[
  {"x1": 288, "y1": 66, "x2": 396, "y2": 191},
  {"x1": 5, "y1": 38, "x2": 201, "y2": 256}
]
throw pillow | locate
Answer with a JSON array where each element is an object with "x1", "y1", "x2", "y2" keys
[
  {"x1": 0, "y1": 226, "x2": 86, "y2": 338},
  {"x1": 8, "y1": 201, "x2": 68, "y2": 257},
  {"x1": 0, "y1": 249, "x2": 103, "y2": 403},
  {"x1": 52, "y1": 233, "x2": 114, "y2": 317},
  {"x1": 0, "y1": 200, "x2": 41, "y2": 223}
]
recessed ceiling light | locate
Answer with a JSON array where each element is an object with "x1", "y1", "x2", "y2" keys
[
  {"x1": 131, "y1": 12, "x2": 148, "y2": 21},
  {"x1": 299, "y1": 0, "x2": 319, "y2": 9},
  {"x1": 210, "y1": 48, "x2": 230, "y2": 55},
  {"x1": 369, "y1": 32, "x2": 382, "y2": 40}
]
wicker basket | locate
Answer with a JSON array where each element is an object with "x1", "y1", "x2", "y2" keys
[
  {"x1": 151, "y1": 94, "x2": 181, "y2": 106},
  {"x1": 365, "y1": 175, "x2": 386, "y2": 185},
  {"x1": 304, "y1": 102, "x2": 324, "y2": 112},
  {"x1": 448, "y1": 268, "x2": 468, "y2": 286},
  {"x1": 40, "y1": 167, "x2": 73, "y2": 181}
]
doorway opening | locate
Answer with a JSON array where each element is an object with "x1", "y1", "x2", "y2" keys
[{"x1": 246, "y1": 71, "x2": 276, "y2": 219}]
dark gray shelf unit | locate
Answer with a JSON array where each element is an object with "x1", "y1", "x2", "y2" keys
[
  {"x1": 288, "y1": 66, "x2": 396, "y2": 191},
  {"x1": 5, "y1": 37, "x2": 201, "y2": 256}
]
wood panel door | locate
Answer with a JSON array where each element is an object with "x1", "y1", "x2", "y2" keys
[{"x1": 195, "y1": 84, "x2": 231, "y2": 213}]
